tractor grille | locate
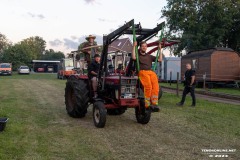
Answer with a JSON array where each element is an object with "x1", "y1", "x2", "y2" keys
[
  {"x1": 121, "y1": 79, "x2": 137, "y2": 85},
  {"x1": 120, "y1": 78, "x2": 137, "y2": 99}
]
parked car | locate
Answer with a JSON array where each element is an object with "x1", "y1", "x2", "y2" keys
[
  {"x1": 37, "y1": 68, "x2": 44, "y2": 72},
  {"x1": 18, "y1": 66, "x2": 30, "y2": 74},
  {"x1": 47, "y1": 66, "x2": 54, "y2": 72},
  {"x1": 0, "y1": 63, "x2": 12, "y2": 75}
]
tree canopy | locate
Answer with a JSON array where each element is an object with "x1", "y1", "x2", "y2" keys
[
  {"x1": 0, "y1": 35, "x2": 65, "y2": 70},
  {"x1": 41, "y1": 49, "x2": 65, "y2": 60},
  {"x1": 1, "y1": 43, "x2": 32, "y2": 70},
  {"x1": 161, "y1": 0, "x2": 240, "y2": 55},
  {"x1": 0, "y1": 33, "x2": 11, "y2": 53},
  {"x1": 20, "y1": 36, "x2": 46, "y2": 60}
]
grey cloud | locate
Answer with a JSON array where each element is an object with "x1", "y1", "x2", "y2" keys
[
  {"x1": 109, "y1": 28, "x2": 115, "y2": 32},
  {"x1": 49, "y1": 35, "x2": 103, "y2": 50},
  {"x1": 77, "y1": 37, "x2": 86, "y2": 43},
  {"x1": 63, "y1": 38, "x2": 79, "y2": 50},
  {"x1": 84, "y1": 0, "x2": 96, "y2": 4},
  {"x1": 37, "y1": 14, "x2": 45, "y2": 19},
  {"x1": 98, "y1": 18, "x2": 116, "y2": 23},
  {"x1": 28, "y1": 12, "x2": 35, "y2": 18},
  {"x1": 49, "y1": 39, "x2": 63, "y2": 46},
  {"x1": 27, "y1": 12, "x2": 45, "y2": 19},
  {"x1": 98, "y1": 18, "x2": 105, "y2": 22},
  {"x1": 93, "y1": 35, "x2": 103, "y2": 44},
  {"x1": 71, "y1": 36, "x2": 78, "y2": 40},
  {"x1": 64, "y1": 35, "x2": 103, "y2": 50}
]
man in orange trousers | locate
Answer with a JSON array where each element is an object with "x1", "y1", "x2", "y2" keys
[{"x1": 132, "y1": 41, "x2": 162, "y2": 112}]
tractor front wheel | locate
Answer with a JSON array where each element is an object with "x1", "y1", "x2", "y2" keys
[
  {"x1": 135, "y1": 99, "x2": 151, "y2": 124},
  {"x1": 93, "y1": 101, "x2": 107, "y2": 128}
]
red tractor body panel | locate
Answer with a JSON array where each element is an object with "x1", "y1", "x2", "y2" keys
[{"x1": 59, "y1": 70, "x2": 77, "y2": 78}]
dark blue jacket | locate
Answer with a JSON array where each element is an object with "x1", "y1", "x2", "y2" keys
[{"x1": 88, "y1": 60, "x2": 100, "y2": 78}]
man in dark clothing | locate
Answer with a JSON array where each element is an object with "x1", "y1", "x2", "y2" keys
[
  {"x1": 177, "y1": 63, "x2": 196, "y2": 107},
  {"x1": 88, "y1": 54, "x2": 101, "y2": 98}
]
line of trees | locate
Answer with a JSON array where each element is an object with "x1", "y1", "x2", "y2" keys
[
  {"x1": 161, "y1": 0, "x2": 240, "y2": 55},
  {"x1": 0, "y1": 33, "x2": 65, "y2": 70}
]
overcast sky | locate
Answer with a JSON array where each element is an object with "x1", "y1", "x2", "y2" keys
[{"x1": 0, "y1": 0, "x2": 167, "y2": 53}]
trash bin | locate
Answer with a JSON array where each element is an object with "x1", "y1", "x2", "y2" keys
[{"x1": 0, "y1": 118, "x2": 9, "y2": 132}]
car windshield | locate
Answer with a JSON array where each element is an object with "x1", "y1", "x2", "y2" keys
[
  {"x1": 20, "y1": 66, "x2": 29, "y2": 69},
  {"x1": 0, "y1": 64, "x2": 11, "y2": 68}
]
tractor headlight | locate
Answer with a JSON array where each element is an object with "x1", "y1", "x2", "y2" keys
[{"x1": 131, "y1": 86, "x2": 136, "y2": 93}]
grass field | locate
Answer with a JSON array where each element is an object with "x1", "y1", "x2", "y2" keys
[
  {"x1": 160, "y1": 82, "x2": 240, "y2": 96},
  {"x1": 0, "y1": 73, "x2": 239, "y2": 160}
]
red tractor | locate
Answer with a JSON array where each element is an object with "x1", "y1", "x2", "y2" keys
[{"x1": 65, "y1": 19, "x2": 178, "y2": 128}]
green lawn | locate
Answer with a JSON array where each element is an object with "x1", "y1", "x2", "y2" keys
[
  {"x1": 160, "y1": 82, "x2": 240, "y2": 96},
  {"x1": 209, "y1": 88, "x2": 240, "y2": 96},
  {"x1": 1, "y1": 72, "x2": 58, "y2": 79},
  {"x1": 0, "y1": 74, "x2": 239, "y2": 160}
]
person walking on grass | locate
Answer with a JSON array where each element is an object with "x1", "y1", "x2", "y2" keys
[
  {"x1": 176, "y1": 63, "x2": 196, "y2": 107},
  {"x1": 132, "y1": 41, "x2": 162, "y2": 112}
]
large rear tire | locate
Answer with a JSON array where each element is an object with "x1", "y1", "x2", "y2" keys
[
  {"x1": 135, "y1": 99, "x2": 151, "y2": 124},
  {"x1": 93, "y1": 101, "x2": 106, "y2": 128},
  {"x1": 65, "y1": 76, "x2": 89, "y2": 118}
]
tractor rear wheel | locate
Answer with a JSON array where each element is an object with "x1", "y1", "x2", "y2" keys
[
  {"x1": 93, "y1": 101, "x2": 106, "y2": 128},
  {"x1": 65, "y1": 76, "x2": 89, "y2": 118},
  {"x1": 135, "y1": 99, "x2": 151, "y2": 124}
]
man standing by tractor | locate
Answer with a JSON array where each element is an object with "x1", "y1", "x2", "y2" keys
[
  {"x1": 177, "y1": 63, "x2": 196, "y2": 107},
  {"x1": 132, "y1": 41, "x2": 162, "y2": 112},
  {"x1": 88, "y1": 54, "x2": 101, "y2": 98},
  {"x1": 78, "y1": 35, "x2": 101, "y2": 65}
]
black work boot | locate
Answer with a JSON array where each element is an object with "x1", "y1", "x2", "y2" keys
[
  {"x1": 190, "y1": 104, "x2": 196, "y2": 107},
  {"x1": 150, "y1": 105, "x2": 160, "y2": 112},
  {"x1": 142, "y1": 106, "x2": 151, "y2": 114},
  {"x1": 176, "y1": 102, "x2": 184, "y2": 106}
]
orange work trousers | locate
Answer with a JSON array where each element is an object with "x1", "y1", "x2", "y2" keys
[{"x1": 139, "y1": 70, "x2": 159, "y2": 108}]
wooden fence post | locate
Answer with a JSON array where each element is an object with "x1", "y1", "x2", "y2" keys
[
  {"x1": 203, "y1": 72, "x2": 206, "y2": 90},
  {"x1": 177, "y1": 72, "x2": 179, "y2": 97}
]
